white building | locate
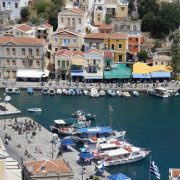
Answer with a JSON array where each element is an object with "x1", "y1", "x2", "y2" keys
[
  {"x1": 0, "y1": 0, "x2": 20, "y2": 20},
  {"x1": 20, "y1": 0, "x2": 31, "y2": 7}
]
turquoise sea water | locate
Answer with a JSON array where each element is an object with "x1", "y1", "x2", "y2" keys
[{"x1": 1, "y1": 90, "x2": 179, "y2": 179}]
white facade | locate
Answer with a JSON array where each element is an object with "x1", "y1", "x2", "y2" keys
[
  {"x1": 20, "y1": 0, "x2": 30, "y2": 7},
  {"x1": 0, "y1": 0, "x2": 20, "y2": 20}
]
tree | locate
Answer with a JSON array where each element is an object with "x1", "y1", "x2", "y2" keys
[
  {"x1": 171, "y1": 31, "x2": 180, "y2": 75},
  {"x1": 128, "y1": 0, "x2": 135, "y2": 15},
  {"x1": 104, "y1": 14, "x2": 111, "y2": 24},
  {"x1": 137, "y1": 50, "x2": 148, "y2": 62},
  {"x1": 21, "y1": 7, "x2": 29, "y2": 21}
]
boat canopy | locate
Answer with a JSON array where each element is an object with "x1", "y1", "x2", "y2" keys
[
  {"x1": 108, "y1": 173, "x2": 131, "y2": 180},
  {"x1": 77, "y1": 127, "x2": 113, "y2": 134},
  {"x1": 107, "y1": 148, "x2": 129, "y2": 156},
  {"x1": 99, "y1": 143, "x2": 117, "y2": 149},
  {"x1": 61, "y1": 138, "x2": 75, "y2": 146},
  {"x1": 80, "y1": 152, "x2": 94, "y2": 159},
  {"x1": 54, "y1": 119, "x2": 66, "y2": 124},
  {"x1": 54, "y1": 118, "x2": 76, "y2": 125}
]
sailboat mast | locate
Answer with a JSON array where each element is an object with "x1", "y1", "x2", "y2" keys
[{"x1": 109, "y1": 105, "x2": 112, "y2": 127}]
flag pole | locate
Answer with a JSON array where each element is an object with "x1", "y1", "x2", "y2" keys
[{"x1": 149, "y1": 156, "x2": 152, "y2": 180}]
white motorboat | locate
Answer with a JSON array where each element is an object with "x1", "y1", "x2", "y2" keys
[
  {"x1": 147, "y1": 87, "x2": 171, "y2": 98},
  {"x1": 98, "y1": 146, "x2": 150, "y2": 167},
  {"x1": 4, "y1": 95, "x2": 11, "y2": 102},
  {"x1": 56, "y1": 89, "x2": 62, "y2": 95},
  {"x1": 62, "y1": 89, "x2": 69, "y2": 95},
  {"x1": 116, "y1": 91, "x2": 123, "y2": 97},
  {"x1": 48, "y1": 88, "x2": 56, "y2": 95},
  {"x1": 5, "y1": 88, "x2": 14, "y2": 94},
  {"x1": 41, "y1": 88, "x2": 48, "y2": 95},
  {"x1": 90, "y1": 88, "x2": 99, "y2": 98},
  {"x1": 69, "y1": 89, "x2": 76, "y2": 95},
  {"x1": 27, "y1": 87, "x2": 34, "y2": 95},
  {"x1": 133, "y1": 91, "x2": 139, "y2": 96},
  {"x1": 123, "y1": 92, "x2": 131, "y2": 97},
  {"x1": 27, "y1": 108, "x2": 44, "y2": 112},
  {"x1": 107, "y1": 90, "x2": 116, "y2": 96},
  {"x1": 12, "y1": 88, "x2": 20, "y2": 94},
  {"x1": 99, "y1": 90, "x2": 105, "y2": 96},
  {"x1": 83, "y1": 90, "x2": 89, "y2": 96}
]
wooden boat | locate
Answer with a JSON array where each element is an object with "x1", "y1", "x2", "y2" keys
[{"x1": 27, "y1": 108, "x2": 44, "y2": 112}]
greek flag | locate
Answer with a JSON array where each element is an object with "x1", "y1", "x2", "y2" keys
[{"x1": 150, "y1": 161, "x2": 161, "y2": 179}]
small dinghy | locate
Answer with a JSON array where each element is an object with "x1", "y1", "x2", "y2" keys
[
  {"x1": 27, "y1": 108, "x2": 44, "y2": 112},
  {"x1": 48, "y1": 88, "x2": 56, "y2": 95},
  {"x1": 41, "y1": 88, "x2": 48, "y2": 95},
  {"x1": 4, "y1": 95, "x2": 11, "y2": 102},
  {"x1": 133, "y1": 91, "x2": 139, "y2": 96},
  {"x1": 27, "y1": 87, "x2": 34, "y2": 95},
  {"x1": 69, "y1": 89, "x2": 76, "y2": 95},
  {"x1": 12, "y1": 88, "x2": 20, "y2": 94},
  {"x1": 123, "y1": 92, "x2": 131, "y2": 97},
  {"x1": 62, "y1": 89, "x2": 69, "y2": 95},
  {"x1": 99, "y1": 90, "x2": 105, "y2": 96},
  {"x1": 5, "y1": 88, "x2": 14, "y2": 94},
  {"x1": 56, "y1": 89, "x2": 62, "y2": 95},
  {"x1": 83, "y1": 90, "x2": 89, "y2": 96}
]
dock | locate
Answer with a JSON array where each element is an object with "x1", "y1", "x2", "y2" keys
[
  {"x1": 0, "y1": 117, "x2": 110, "y2": 179},
  {"x1": 0, "y1": 102, "x2": 21, "y2": 116}
]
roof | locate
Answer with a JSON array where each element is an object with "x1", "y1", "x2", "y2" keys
[
  {"x1": 43, "y1": 22, "x2": 53, "y2": 29},
  {"x1": 84, "y1": 33, "x2": 109, "y2": 39},
  {"x1": 104, "y1": 64, "x2": 132, "y2": 79},
  {"x1": 24, "y1": 159, "x2": 72, "y2": 175},
  {"x1": 85, "y1": 48, "x2": 103, "y2": 55},
  {"x1": 77, "y1": 127, "x2": 112, "y2": 134},
  {"x1": 107, "y1": 148, "x2": 129, "y2": 156},
  {"x1": 133, "y1": 62, "x2": 151, "y2": 74},
  {"x1": 104, "y1": 51, "x2": 113, "y2": 59},
  {"x1": 73, "y1": 50, "x2": 84, "y2": 57},
  {"x1": 17, "y1": 69, "x2": 49, "y2": 78},
  {"x1": 0, "y1": 36, "x2": 45, "y2": 45},
  {"x1": 15, "y1": 24, "x2": 32, "y2": 33},
  {"x1": 53, "y1": 29, "x2": 79, "y2": 36},
  {"x1": 99, "y1": 143, "x2": 117, "y2": 149},
  {"x1": 71, "y1": 7, "x2": 85, "y2": 16},
  {"x1": 150, "y1": 65, "x2": 172, "y2": 72},
  {"x1": 110, "y1": 33, "x2": 127, "y2": 40},
  {"x1": 99, "y1": 24, "x2": 113, "y2": 30},
  {"x1": 55, "y1": 49, "x2": 73, "y2": 57},
  {"x1": 169, "y1": 168, "x2": 180, "y2": 177}
]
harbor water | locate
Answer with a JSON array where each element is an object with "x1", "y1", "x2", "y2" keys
[{"x1": 0, "y1": 90, "x2": 179, "y2": 179}]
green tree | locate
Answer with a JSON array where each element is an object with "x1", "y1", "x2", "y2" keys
[
  {"x1": 171, "y1": 31, "x2": 180, "y2": 75},
  {"x1": 137, "y1": 50, "x2": 148, "y2": 62},
  {"x1": 21, "y1": 7, "x2": 29, "y2": 21},
  {"x1": 128, "y1": 0, "x2": 135, "y2": 15},
  {"x1": 104, "y1": 14, "x2": 112, "y2": 24},
  {"x1": 36, "y1": 1, "x2": 48, "y2": 14}
]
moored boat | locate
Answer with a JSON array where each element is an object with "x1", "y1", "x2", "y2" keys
[
  {"x1": 48, "y1": 88, "x2": 56, "y2": 95},
  {"x1": 5, "y1": 88, "x2": 14, "y2": 94},
  {"x1": 27, "y1": 87, "x2": 34, "y2": 95},
  {"x1": 27, "y1": 108, "x2": 44, "y2": 112},
  {"x1": 56, "y1": 89, "x2": 62, "y2": 95},
  {"x1": 90, "y1": 88, "x2": 99, "y2": 98},
  {"x1": 69, "y1": 89, "x2": 76, "y2": 95},
  {"x1": 147, "y1": 87, "x2": 173, "y2": 98},
  {"x1": 72, "y1": 110, "x2": 96, "y2": 120},
  {"x1": 99, "y1": 90, "x2": 105, "y2": 96},
  {"x1": 4, "y1": 95, "x2": 11, "y2": 102},
  {"x1": 133, "y1": 91, "x2": 139, "y2": 96},
  {"x1": 107, "y1": 90, "x2": 116, "y2": 96},
  {"x1": 83, "y1": 90, "x2": 89, "y2": 96},
  {"x1": 41, "y1": 88, "x2": 48, "y2": 95},
  {"x1": 123, "y1": 92, "x2": 131, "y2": 97},
  {"x1": 12, "y1": 88, "x2": 20, "y2": 94}
]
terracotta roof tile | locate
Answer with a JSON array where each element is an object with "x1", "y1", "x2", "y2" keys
[
  {"x1": 99, "y1": 24, "x2": 112, "y2": 30},
  {"x1": 15, "y1": 24, "x2": 32, "y2": 32},
  {"x1": 73, "y1": 50, "x2": 84, "y2": 56},
  {"x1": 170, "y1": 169, "x2": 180, "y2": 177},
  {"x1": 85, "y1": 48, "x2": 103, "y2": 55},
  {"x1": 53, "y1": 29, "x2": 79, "y2": 36},
  {"x1": 110, "y1": 33, "x2": 127, "y2": 40},
  {"x1": 71, "y1": 7, "x2": 85, "y2": 16},
  {"x1": 24, "y1": 160, "x2": 72, "y2": 175},
  {"x1": 43, "y1": 23, "x2": 53, "y2": 29},
  {"x1": 104, "y1": 51, "x2": 113, "y2": 59},
  {"x1": 84, "y1": 33, "x2": 109, "y2": 39},
  {"x1": 56, "y1": 49, "x2": 73, "y2": 57}
]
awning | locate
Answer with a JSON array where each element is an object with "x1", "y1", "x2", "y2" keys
[
  {"x1": 84, "y1": 76, "x2": 103, "y2": 79},
  {"x1": 71, "y1": 72, "x2": 84, "y2": 76},
  {"x1": 107, "y1": 149, "x2": 129, "y2": 156},
  {"x1": 61, "y1": 138, "x2": 75, "y2": 146},
  {"x1": 108, "y1": 173, "x2": 131, "y2": 180},
  {"x1": 77, "y1": 127, "x2": 112, "y2": 134},
  {"x1": 132, "y1": 73, "x2": 151, "y2": 79},
  {"x1": 150, "y1": 72, "x2": 171, "y2": 78},
  {"x1": 17, "y1": 69, "x2": 49, "y2": 78},
  {"x1": 80, "y1": 152, "x2": 94, "y2": 159}
]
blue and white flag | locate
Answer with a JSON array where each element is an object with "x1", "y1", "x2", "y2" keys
[{"x1": 150, "y1": 161, "x2": 161, "y2": 179}]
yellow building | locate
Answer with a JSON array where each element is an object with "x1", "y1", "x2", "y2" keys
[{"x1": 105, "y1": 33, "x2": 127, "y2": 63}]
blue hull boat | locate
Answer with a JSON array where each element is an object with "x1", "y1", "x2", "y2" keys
[{"x1": 27, "y1": 87, "x2": 34, "y2": 95}]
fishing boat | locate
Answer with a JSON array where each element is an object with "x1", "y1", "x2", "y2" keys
[
  {"x1": 41, "y1": 88, "x2": 48, "y2": 95},
  {"x1": 48, "y1": 88, "x2": 56, "y2": 95},
  {"x1": 4, "y1": 95, "x2": 11, "y2": 102},
  {"x1": 12, "y1": 88, "x2": 20, "y2": 94},
  {"x1": 147, "y1": 87, "x2": 171, "y2": 98},
  {"x1": 72, "y1": 110, "x2": 96, "y2": 120},
  {"x1": 50, "y1": 119, "x2": 77, "y2": 136},
  {"x1": 56, "y1": 89, "x2": 62, "y2": 95},
  {"x1": 27, "y1": 87, "x2": 34, "y2": 95},
  {"x1": 133, "y1": 91, "x2": 139, "y2": 96},
  {"x1": 27, "y1": 108, "x2": 44, "y2": 112},
  {"x1": 5, "y1": 88, "x2": 14, "y2": 94},
  {"x1": 75, "y1": 126, "x2": 126, "y2": 143},
  {"x1": 98, "y1": 145, "x2": 150, "y2": 167}
]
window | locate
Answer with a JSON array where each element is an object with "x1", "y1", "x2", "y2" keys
[
  {"x1": 12, "y1": 48, "x2": 16, "y2": 56},
  {"x1": 22, "y1": 48, "x2": 25, "y2": 56},
  {"x1": 118, "y1": 55, "x2": 122, "y2": 62},
  {"x1": 36, "y1": 49, "x2": 39, "y2": 56},
  {"x1": 6, "y1": 60, "x2": 10, "y2": 66},
  {"x1": 136, "y1": 38, "x2": 138, "y2": 42},
  {"x1": 66, "y1": 61, "x2": 69, "y2": 67},
  {"x1": 73, "y1": 39, "x2": 76, "y2": 44},
  {"x1": 16, "y1": 32, "x2": 19, "y2": 36},
  {"x1": 3, "y1": 2, "x2": 5, "y2": 7},
  {"x1": 36, "y1": 60, "x2": 40, "y2": 66},
  {"x1": 93, "y1": 60, "x2": 96, "y2": 65},
  {"x1": 104, "y1": 44, "x2": 107, "y2": 50},
  {"x1": 62, "y1": 61, "x2": 65, "y2": 68},
  {"x1": 55, "y1": 48, "x2": 58, "y2": 52},
  {"x1": 161, "y1": 62, "x2": 163, "y2": 65},
  {"x1": 54, "y1": 38, "x2": 58, "y2": 44},
  {"x1": 111, "y1": 44, "x2": 114, "y2": 50},
  {"x1": 61, "y1": 17, "x2": 64, "y2": 23},
  {"x1": 67, "y1": 18, "x2": 70, "y2": 26},
  {"x1": 121, "y1": 7, "x2": 125, "y2": 11},
  {"x1": 155, "y1": 62, "x2": 158, "y2": 65},
  {"x1": 78, "y1": 18, "x2": 81, "y2": 24},
  {"x1": 15, "y1": 2, "x2": 18, "y2": 8},
  {"x1": 22, "y1": 60, "x2": 25, "y2": 66},
  {"x1": 63, "y1": 39, "x2": 67, "y2": 45},
  {"x1": 29, "y1": 49, "x2": 32, "y2": 57},
  {"x1": 72, "y1": 18, "x2": 75, "y2": 26},
  {"x1": 118, "y1": 44, "x2": 122, "y2": 49},
  {"x1": 57, "y1": 61, "x2": 60, "y2": 67},
  {"x1": 12, "y1": 60, "x2": 16, "y2": 65},
  {"x1": 6, "y1": 48, "x2": 10, "y2": 56},
  {"x1": 98, "y1": 17, "x2": 100, "y2": 21}
]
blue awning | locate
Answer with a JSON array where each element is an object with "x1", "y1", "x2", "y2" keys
[
  {"x1": 77, "y1": 127, "x2": 112, "y2": 134},
  {"x1": 61, "y1": 138, "x2": 75, "y2": 146},
  {"x1": 80, "y1": 152, "x2": 94, "y2": 159},
  {"x1": 132, "y1": 73, "x2": 151, "y2": 79},
  {"x1": 108, "y1": 173, "x2": 131, "y2": 180},
  {"x1": 150, "y1": 72, "x2": 171, "y2": 78}
]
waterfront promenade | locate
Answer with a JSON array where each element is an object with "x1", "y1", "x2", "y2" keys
[
  {"x1": 0, "y1": 79, "x2": 179, "y2": 92},
  {"x1": 0, "y1": 117, "x2": 110, "y2": 179}
]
